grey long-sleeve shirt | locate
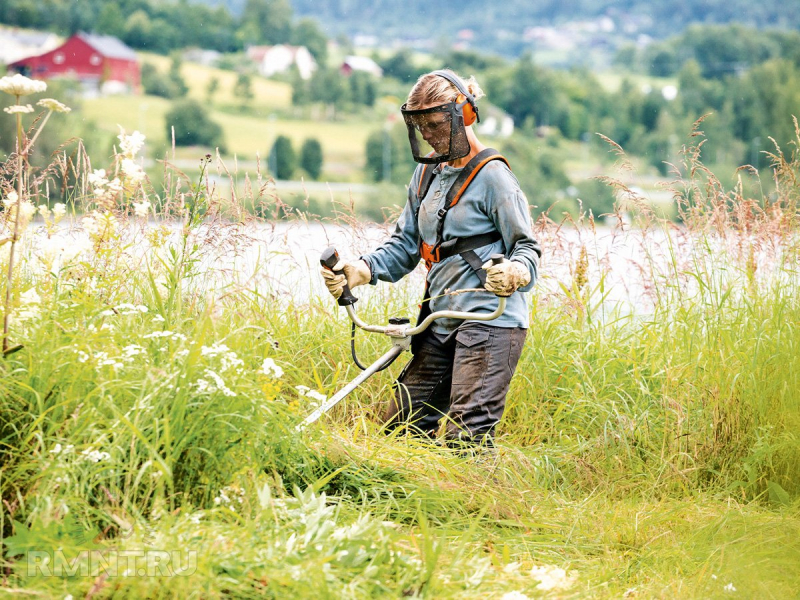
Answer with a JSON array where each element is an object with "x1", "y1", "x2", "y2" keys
[{"x1": 361, "y1": 160, "x2": 541, "y2": 333}]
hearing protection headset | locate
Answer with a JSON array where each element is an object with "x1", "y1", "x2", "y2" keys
[{"x1": 430, "y1": 69, "x2": 480, "y2": 126}]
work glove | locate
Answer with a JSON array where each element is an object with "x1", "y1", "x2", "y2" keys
[
  {"x1": 482, "y1": 259, "x2": 531, "y2": 297},
  {"x1": 320, "y1": 259, "x2": 371, "y2": 299}
]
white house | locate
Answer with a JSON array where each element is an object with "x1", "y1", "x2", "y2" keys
[
  {"x1": 0, "y1": 27, "x2": 60, "y2": 65},
  {"x1": 476, "y1": 112, "x2": 515, "y2": 139},
  {"x1": 247, "y1": 44, "x2": 316, "y2": 80},
  {"x1": 340, "y1": 55, "x2": 383, "y2": 78}
]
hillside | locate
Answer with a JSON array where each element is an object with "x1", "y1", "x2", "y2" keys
[{"x1": 200, "y1": 0, "x2": 800, "y2": 40}]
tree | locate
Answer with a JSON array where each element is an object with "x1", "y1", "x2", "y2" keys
[
  {"x1": 233, "y1": 73, "x2": 254, "y2": 108},
  {"x1": 348, "y1": 71, "x2": 376, "y2": 107},
  {"x1": 380, "y1": 49, "x2": 420, "y2": 83},
  {"x1": 168, "y1": 53, "x2": 189, "y2": 98},
  {"x1": 165, "y1": 99, "x2": 226, "y2": 151},
  {"x1": 96, "y1": 3, "x2": 125, "y2": 38},
  {"x1": 123, "y1": 10, "x2": 152, "y2": 49},
  {"x1": 291, "y1": 18, "x2": 328, "y2": 66},
  {"x1": 299, "y1": 138, "x2": 323, "y2": 179},
  {"x1": 239, "y1": 0, "x2": 293, "y2": 46},
  {"x1": 206, "y1": 77, "x2": 220, "y2": 104},
  {"x1": 269, "y1": 135, "x2": 296, "y2": 180},
  {"x1": 141, "y1": 62, "x2": 184, "y2": 99}
]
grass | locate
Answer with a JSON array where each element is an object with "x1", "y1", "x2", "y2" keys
[{"x1": 1, "y1": 98, "x2": 800, "y2": 597}]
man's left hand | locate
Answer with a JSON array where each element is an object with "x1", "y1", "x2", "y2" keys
[{"x1": 482, "y1": 259, "x2": 531, "y2": 297}]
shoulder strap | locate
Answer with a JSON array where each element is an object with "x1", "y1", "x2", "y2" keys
[
  {"x1": 434, "y1": 148, "x2": 509, "y2": 246},
  {"x1": 417, "y1": 164, "x2": 439, "y2": 201}
]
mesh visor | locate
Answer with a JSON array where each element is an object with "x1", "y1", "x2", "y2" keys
[{"x1": 401, "y1": 102, "x2": 470, "y2": 164}]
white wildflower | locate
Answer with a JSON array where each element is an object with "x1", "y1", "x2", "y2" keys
[
  {"x1": 20, "y1": 288, "x2": 40, "y2": 305},
  {"x1": 77, "y1": 350, "x2": 89, "y2": 363},
  {"x1": 122, "y1": 344, "x2": 145, "y2": 360},
  {"x1": 133, "y1": 200, "x2": 151, "y2": 218},
  {"x1": 82, "y1": 210, "x2": 117, "y2": 244},
  {"x1": 36, "y1": 98, "x2": 70, "y2": 113},
  {"x1": 221, "y1": 353, "x2": 244, "y2": 373},
  {"x1": 200, "y1": 343, "x2": 232, "y2": 357},
  {"x1": 724, "y1": 583, "x2": 737, "y2": 592},
  {"x1": 114, "y1": 303, "x2": 148, "y2": 315},
  {"x1": 3, "y1": 104, "x2": 34, "y2": 114},
  {"x1": 152, "y1": 314, "x2": 165, "y2": 323},
  {"x1": 87, "y1": 169, "x2": 108, "y2": 188},
  {"x1": 204, "y1": 369, "x2": 236, "y2": 397},
  {"x1": 107, "y1": 178, "x2": 123, "y2": 195},
  {"x1": 195, "y1": 378, "x2": 210, "y2": 393},
  {"x1": 52, "y1": 203, "x2": 67, "y2": 219},
  {"x1": 297, "y1": 386, "x2": 327, "y2": 403},
  {"x1": 117, "y1": 128, "x2": 146, "y2": 158},
  {"x1": 501, "y1": 593, "x2": 530, "y2": 600},
  {"x1": 50, "y1": 443, "x2": 63, "y2": 454},
  {"x1": 143, "y1": 330, "x2": 185, "y2": 341},
  {"x1": 81, "y1": 448, "x2": 111, "y2": 463},
  {"x1": 261, "y1": 357, "x2": 284, "y2": 379},
  {"x1": 38, "y1": 204, "x2": 51, "y2": 219},
  {"x1": 0, "y1": 73, "x2": 47, "y2": 96},
  {"x1": 530, "y1": 565, "x2": 576, "y2": 591},
  {"x1": 120, "y1": 158, "x2": 145, "y2": 183},
  {"x1": 3, "y1": 194, "x2": 36, "y2": 236}
]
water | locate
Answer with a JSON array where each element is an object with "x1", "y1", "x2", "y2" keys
[{"x1": 21, "y1": 218, "x2": 794, "y2": 322}]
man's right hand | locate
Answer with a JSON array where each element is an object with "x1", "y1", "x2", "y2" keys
[{"x1": 320, "y1": 259, "x2": 371, "y2": 299}]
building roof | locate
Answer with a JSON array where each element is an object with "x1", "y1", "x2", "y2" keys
[
  {"x1": 342, "y1": 55, "x2": 382, "y2": 76},
  {"x1": 77, "y1": 32, "x2": 138, "y2": 61}
]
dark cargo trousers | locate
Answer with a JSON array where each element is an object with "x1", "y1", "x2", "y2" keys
[{"x1": 382, "y1": 322, "x2": 527, "y2": 445}]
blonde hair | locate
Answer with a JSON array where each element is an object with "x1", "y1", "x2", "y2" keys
[{"x1": 405, "y1": 69, "x2": 485, "y2": 110}]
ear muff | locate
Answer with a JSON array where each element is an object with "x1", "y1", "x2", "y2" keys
[{"x1": 457, "y1": 93, "x2": 477, "y2": 126}]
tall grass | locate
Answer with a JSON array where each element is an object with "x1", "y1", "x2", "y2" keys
[{"x1": 0, "y1": 87, "x2": 799, "y2": 598}]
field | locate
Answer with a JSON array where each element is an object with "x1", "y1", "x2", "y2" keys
[
  {"x1": 1, "y1": 96, "x2": 799, "y2": 598},
  {"x1": 81, "y1": 53, "x2": 375, "y2": 182}
]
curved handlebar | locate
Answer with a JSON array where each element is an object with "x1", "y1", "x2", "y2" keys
[{"x1": 344, "y1": 295, "x2": 506, "y2": 338}]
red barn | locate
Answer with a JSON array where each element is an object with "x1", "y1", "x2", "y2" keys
[{"x1": 8, "y1": 32, "x2": 140, "y2": 94}]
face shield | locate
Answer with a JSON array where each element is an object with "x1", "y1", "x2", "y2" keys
[{"x1": 401, "y1": 101, "x2": 472, "y2": 164}]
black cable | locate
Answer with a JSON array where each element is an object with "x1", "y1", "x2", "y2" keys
[{"x1": 350, "y1": 322, "x2": 401, "y2": 372}]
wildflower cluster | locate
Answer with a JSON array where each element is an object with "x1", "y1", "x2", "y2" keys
[
  {"x1": 82, "y1": 209, "x2": 119, "y2": 248},
  {"x1": 200, "y1": 342, "x2": 244, "y2": 374},
  {"x1": 117, "y1": 127, "x2": 146, "y2": 185},
  {"x1": 295, "y1": 385, "x2": 327, "y2": 405},
  {"x1": 2, "y1": 190, "x2": 36, "y2": 241},
  {"x1": 37, "y1": 201, "x2": 67, "y2": 237},
  {"x1": 87, "y1": 169, "x2": 123, "y2": 209},
  {"x1": 0, "y1": 73, "x2": 47, "y2": 97}
]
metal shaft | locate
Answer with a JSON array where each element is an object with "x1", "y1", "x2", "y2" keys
[{"x1": 296, "y1": 344, "x2": 406, "y2": 429}]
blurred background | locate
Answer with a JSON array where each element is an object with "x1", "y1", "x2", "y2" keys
[{"x1": 2, "y1": 0, "x2": 799, "y2": 222}]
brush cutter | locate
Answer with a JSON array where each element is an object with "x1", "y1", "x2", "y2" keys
[{"x1": 297, "y1": 247, "x2": 507, "y2": 430}]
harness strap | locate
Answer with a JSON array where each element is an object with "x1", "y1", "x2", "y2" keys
[
  {"x1": 416, "y1": 163, "x2": 440, "y2": 203},
  {"x1": 420, "y1": 230, "x2": 502, "y2": 266}
]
